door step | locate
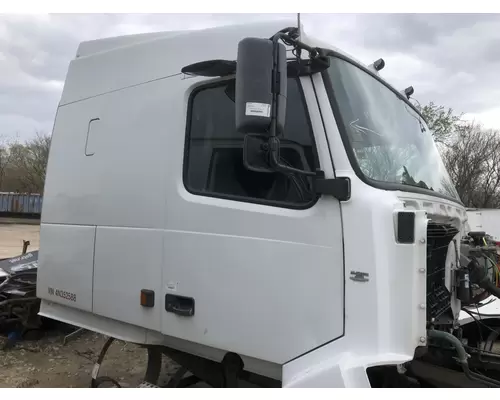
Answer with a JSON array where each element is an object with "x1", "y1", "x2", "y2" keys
[{"x1": 137, "y1": 381, "x2": 160, "y2": 388}]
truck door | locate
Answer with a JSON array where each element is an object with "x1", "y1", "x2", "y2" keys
[{"x1": 161, "y1": 75, "x2": 344, "y2": 365}]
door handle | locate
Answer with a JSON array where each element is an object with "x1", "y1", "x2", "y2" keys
[
  {"x1": 172, "y1": 305, "x2": 193, "y2": 317},
  {"x1": 165, "y1": 294, "x2": 195, "y2": 317},
  {"x1": 85, "y1": 118, "x2": 100, "y2": 156}
]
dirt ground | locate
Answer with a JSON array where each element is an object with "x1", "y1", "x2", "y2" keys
[
  {"x1": 0, "y1": 329, "x2": 180, "y2": 388},
  {"x1": 0, "y1": 222, "x2": 40, "y2": 259}
]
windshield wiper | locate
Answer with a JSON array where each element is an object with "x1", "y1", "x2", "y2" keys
[
  {"x1": 349, "y1": 119, "x2": 384, "y2": 138},
  {"x1": 401, "y1": 166, "x2": 434, "y2": 191}
]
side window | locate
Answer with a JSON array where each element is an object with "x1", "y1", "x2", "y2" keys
[{"x1": 184, "y1": 78, "x2": 319, "y2": 207}]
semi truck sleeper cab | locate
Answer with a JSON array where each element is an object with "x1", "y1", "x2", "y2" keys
[{"x1": 38, "y1": 19, "x2": 497, "y2": 388}]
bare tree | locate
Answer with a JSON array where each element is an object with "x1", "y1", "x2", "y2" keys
[
  {"x1": 417, "y1": 102, "x2": 463, "y2": 145},
  {"x1": 0, "y1": 136, "x2": 14, "y2": 190},
  {"x1": 415, "y1": 101, "x2": 500, "y2": 208},
  {"x1": 6, "y1": 132, "x2": 51, "y2": 193},
  {"x1": 448, "y1": 124, "x2": 500, "y2": 207},
  {"x1": 442, "y1": 121, "x2": 500, "y2": 208}
]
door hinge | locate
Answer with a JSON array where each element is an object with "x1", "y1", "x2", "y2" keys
[{"x1": 314, "y1": 176, "x2": 351, "y2": 201}]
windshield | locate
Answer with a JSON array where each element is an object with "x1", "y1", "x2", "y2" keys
[{"x1": 325, "y1": 56, "x2": 460, "y2": 201}]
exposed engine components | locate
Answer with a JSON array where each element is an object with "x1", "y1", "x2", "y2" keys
[
  {"x1": 426, "y1": 222, "x2": 459, "y2": 323},
  {"x1": 459, "y1": 231, "x2": 500, "y2": 305},
  {"x1": 456, "y1": 267, "x2": 471, "y2": 304},
  {"x1": 426, "y1": 329, "x2": 500, "y2": 388}
]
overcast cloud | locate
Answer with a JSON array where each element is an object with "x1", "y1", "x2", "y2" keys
[{"x1": 1, "y1": 13, "x2": 499, "y2": 141}]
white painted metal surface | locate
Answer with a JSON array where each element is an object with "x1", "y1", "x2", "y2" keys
[
  {"x1": 466, "y1": 208, "x2": 500, "y2": 241},
  {"x1": 459, "y1": 296, "x2": 500, "y2": 325},
  {"x1": 37, "y1": 224, "x2": 96, "y2": 312}
]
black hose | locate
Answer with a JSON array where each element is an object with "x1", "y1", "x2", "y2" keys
[
  {"x1": 144, "y1": 347, "x2": 162, "y2": 384},
  {"x1": 466, "y1": 257, "x2": 500, "y2": 303},
  {"x1": 90, "y1": 337, "x2": 121, "y2": 388},
  {"x1": 90, "y1": 338, "x2": 163, "y2": 388},
  {"x1": 481, "y1": 281, "x2": 500, "y2": 300},
  {"x1": 427, "y1": 330, "x2": 468, "y2": 363},
  {"x1": 427, "y1": 329, "x2": 500, "y2": 387}
]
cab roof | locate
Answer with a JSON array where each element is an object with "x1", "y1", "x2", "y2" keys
[{"x1": 60, "y1": 18, "x2": 397, "y2": 106}]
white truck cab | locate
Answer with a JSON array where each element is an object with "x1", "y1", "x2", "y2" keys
[{"x1": 37, "y1": 19, "x2": 489, "y2": 388}]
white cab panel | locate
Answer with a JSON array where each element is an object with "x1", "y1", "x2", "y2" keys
[
  {"x1": 37, "y1": 224, "x2": 96, "y2": 312},
  {"x1": 162, "y1": 224, "x2": 343, "y2": 364},
  {"x1": 92, "y1": 227, "x2": 163, "y2": 331}
]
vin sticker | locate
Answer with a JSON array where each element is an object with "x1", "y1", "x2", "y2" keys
[{"x1": 48, "y1": 287, "x2": 76, "y2": 302}]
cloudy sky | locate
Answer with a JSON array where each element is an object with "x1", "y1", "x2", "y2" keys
[{"x1": 1, "y1": 13, "x2": 500, "y2": 141}]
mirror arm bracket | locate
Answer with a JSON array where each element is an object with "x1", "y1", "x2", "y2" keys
[{"x1": 314, "y1": 172, "x2": 351, "y2": 202}]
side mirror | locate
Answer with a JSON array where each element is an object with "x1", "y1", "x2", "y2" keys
[
  {"x1": 235, "y1": 37, "x2": 287, "y2": 136},
  {"x1": 237, "y1": 35, "x2": 315, "y2": 177}
]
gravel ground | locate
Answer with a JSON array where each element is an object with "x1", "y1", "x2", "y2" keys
[
  {"x1": 0, "y1": 222, "x2": 40, "y2": 259},
  {"x1": 0, "y1": 329, "x2": 180, "y2": 388}
]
